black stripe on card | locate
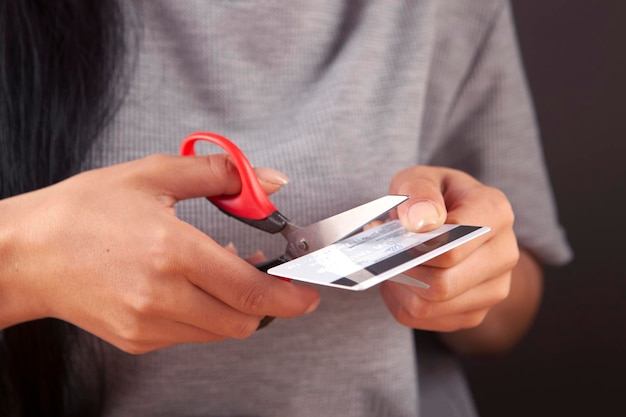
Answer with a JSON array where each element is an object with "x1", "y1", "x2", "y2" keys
[
  {"x1": 331, "y1": 277, "x2": 359, "y2": 287},
  {"x1": 331, "y1": 226, "x2": 481, "y2": 287},
  {"x1": 365, "y1": 225, "x2": 480, "y2": 276}
]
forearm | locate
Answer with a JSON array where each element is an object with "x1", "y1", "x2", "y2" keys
[
  {"x1": 437, "y1": 248, "x2": 544, "y2": 357},
  {"x1": 0, "y1": 194, "x2": 51, "y2": 329}
]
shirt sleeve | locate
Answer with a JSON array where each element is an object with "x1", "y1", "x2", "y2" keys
[{"x1": 423, "y1": 1, "x2": 573, "y2": 266}]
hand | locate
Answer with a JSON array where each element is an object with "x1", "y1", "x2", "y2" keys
[
  {"x1": 380, "y1": 166, "x2": 519, "y2": 333},
  {"x1": 0, "y1": 154, "x2": 319, "y2": 353}
]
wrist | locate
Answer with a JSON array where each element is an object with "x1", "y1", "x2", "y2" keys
[{"x1": 0, "y1": 195, "x2": 51, "y2": 328}]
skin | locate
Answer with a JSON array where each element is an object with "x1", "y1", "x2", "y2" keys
[
  {"x1": 0, "y1": 154, "x2": 320, "y2": 354},
  {"x1": 384, "y1": 166, "x2": 543, "y2": 357},
  {"x1": 0, "y1": 157, "x2": 541, "y2": 358}
]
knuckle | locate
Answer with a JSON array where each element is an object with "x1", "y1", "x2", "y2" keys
[
  {"x1": 403, "y1": 293, "x2": 434, "y2": 320},
  {"x1": 118, "y1": 283, "x2": 166, "y2": 331},
  {"x1": 507, "y1": 245, "x2": 521, "y2": 270},
  {"x1": 461, "y1": 310, "x2": 489, "y2": 329},
  {"x1": 494, "y1": 275, "x2": 512, "y2": 303},
  {"x1": 119, "y1": 340, "x2": 151, "y2": 355},
  {"x1": 396, "y1": 308, "x2": 423, "y2": 328},
  {"x1": 130, "y1": 292, "x2": 158, "y2": 316},
  {"x1": 142, "y1": 153, "x2": 172, "y2": 168},
  {"x1": 394, "y1": 311, "x2": 414, "y2": 328},
  {"x1": 229, "y1": 317, "x2": 261, "y2": 339},
  {"x1": 486, "y1": 187, "x2": 515, "y2": 225},
  {"x1": 423, "y1": 275, "x2": 456, "y2": 303},
  {"x1": 144, "y1": 226, "x2": 180, "y2": 276},
  {"x1": 238, "y1": 283, "x2": 267, "y2": 314},
  {"x1": 125, "y1": 280, "x2": 162, "y2": 316},
  {"x1": 136, "y1": 154, "x2": 173, "y2": 178},
  {"x1": 116, "y1": 320, "x2": 150, "y2": 354},
  {"x1": 432, "y1": 250, "x2": 463, "y2": 267},
  {"x1": 437, "y1": 311, "x2": 488, "y2": 333},
  {"x1": 207, "y1": 154, "x2": 237, "y2": 179}
]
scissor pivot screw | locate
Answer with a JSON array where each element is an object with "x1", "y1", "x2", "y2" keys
[{"x1": 297, "y1": 239, "x2": 309, "y2": 251}]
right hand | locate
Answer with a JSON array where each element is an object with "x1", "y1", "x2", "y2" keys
[{"x1": 0, "y1": 154, "x2": 320, "y2": 354}]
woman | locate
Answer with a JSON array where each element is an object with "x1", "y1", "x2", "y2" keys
[{"x1": 0, "y1": 1, "x2": 572, "y2": 416}]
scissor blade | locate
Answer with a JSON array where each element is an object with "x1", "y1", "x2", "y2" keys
[{"x1": 284, "y1": 194, "x2": 408, "y2": 259}]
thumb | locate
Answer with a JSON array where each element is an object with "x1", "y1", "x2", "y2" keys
[
  {"x1": 389, "y1": 167, "x2": 447, "y2": 233},
  {"x1": 138, "y1": 154, "x2": 288, "y2": 203}
]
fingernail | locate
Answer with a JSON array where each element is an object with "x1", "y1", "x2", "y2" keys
[
  {"x1": 255, "y1": 167, "x2": 290, "y2": 185},
  {"x1": 305, "y1": 298, "x2": 320, "y2": 314},
  {"x1": 224, "y1": 242, "x2": 238, "y2": 255},
  {"x1": 246, "y1": 250, "x2": 266, "y2": 264},
  {"x1": 408, "y1": 201, "x2": 439, "y2": 231}
]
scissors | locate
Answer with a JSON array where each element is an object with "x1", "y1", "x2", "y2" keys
[{"x1": 180, "y1": 131, "x2": 408, "y2": 329}]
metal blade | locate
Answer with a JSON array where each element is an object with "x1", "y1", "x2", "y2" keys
[
  {"x1": 283, "y1": 194, "x2": 408, "y2": 259},
  {"x1": 388, "y1": 274, "x2": 430, "y2": 289}
]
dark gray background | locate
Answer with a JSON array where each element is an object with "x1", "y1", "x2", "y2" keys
[{"x1": 461, "y1": 1, "x2": 626, "y2": 416}]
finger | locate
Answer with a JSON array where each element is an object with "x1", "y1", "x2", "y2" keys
[
  {"x1": 245, "y1": 250, "x2": 267, "y2": 264},
  {"x1": 223, "y1": 242, "x2": 238, "y2": 255},
  {"x1": 100, "y1": 318, "x2": 228, "y2": 355},
  {"x1": 156, "y1": 281, "x2": 266, "y2": 339},
  {"x1": 133, "y1": 154, "x2": 288, "y2": 203},
  {"x1": 253, "y1": 167, "x2": 289, "y2": 196},
  {"x1": 363, "y1": 220, "x2": 385, "y2": 230},
  {"x1": 390, "y1": 166, "x2": 514, "y2": 235},
  {"x1": 422, "y1": 226, "x2": 517, "y2": 271},
  {"x1": 205, "y1": 258, "x2": 320, "y2": 319},
  {"x1": 393, "y1": 230, "x2": 518, "y2": 302},
  {"x1": 443, "y1": 184, "x2": 514, "y2": 233},
  {"x1": 406, "y1": 167, "x2": 514, "y2": 231},
  {"x1": 381, "y1": 271, "x2": 511, "y2": 332},
  {"x1": 223, "y1": 244, "x2": 269, "y2": 266},
  {"x1": 389, "y1": 167, "x2": 448, "y2": 232},
  {"x1": 178, "y1": 227, "x2": 320, "y2": 318}
]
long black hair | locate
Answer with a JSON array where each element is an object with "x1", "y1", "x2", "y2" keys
[{"x1": 0, "y1": 1, "x2": 129, "y2": 415}]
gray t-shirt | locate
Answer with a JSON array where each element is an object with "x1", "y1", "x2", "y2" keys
[{"x1": 88, "y1": 1, "x2": 572, "y2": 416}]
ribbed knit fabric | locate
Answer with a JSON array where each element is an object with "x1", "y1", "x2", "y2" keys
[{"x1": 86, "y1": 1, "x2": 572, "y2": 416}]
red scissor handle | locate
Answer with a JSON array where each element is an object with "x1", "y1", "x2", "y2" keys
[{"x1": 180, "y1": 132, "x2": 288, "y2": 233}]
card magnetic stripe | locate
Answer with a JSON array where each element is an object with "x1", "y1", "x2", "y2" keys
[{"x1": 331, "y1": 225, "x2": 482, "y2": 287}]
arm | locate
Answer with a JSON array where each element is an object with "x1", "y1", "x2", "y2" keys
[
  {"x1": 380, "y1": 3, "x2": 569, "y2": 356},
  {"x1": 0, "y1": 154, "x2": 319, "y2": 353}
]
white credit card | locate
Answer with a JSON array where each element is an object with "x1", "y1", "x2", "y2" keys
[{"x1": 268, "y1": 220, "x2": 490, "y2": 291}]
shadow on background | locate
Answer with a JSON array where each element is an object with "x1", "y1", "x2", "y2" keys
[{"x1": 461, "y1": 1, "x2": 626, "y2": 416}]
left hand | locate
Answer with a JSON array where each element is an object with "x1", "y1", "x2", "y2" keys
[{"x1": 381, "y1": 166, "x2": 519, "y2": 332}]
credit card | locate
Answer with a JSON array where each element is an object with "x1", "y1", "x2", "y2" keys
[{"x1": 268, "y1": 220, "x2": 490, "y2": 291}]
